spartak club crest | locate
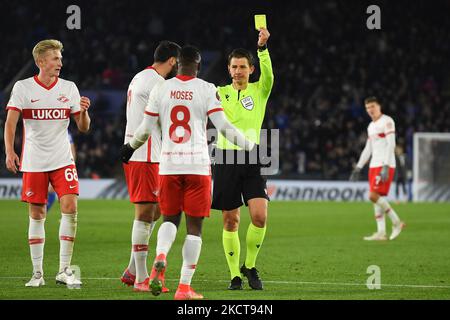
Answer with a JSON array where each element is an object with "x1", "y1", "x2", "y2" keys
[{"x1": 57, "y1": 95, "x2": 69, "y2": 103}]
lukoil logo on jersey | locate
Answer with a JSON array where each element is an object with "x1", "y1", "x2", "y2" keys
[{"x1": 23, "y1": 108, "x2": 71, "y2": 120}]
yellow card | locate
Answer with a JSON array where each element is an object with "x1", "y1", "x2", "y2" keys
[{"x1": 254, "y1": 14, "x2": 266, "y2": 30}]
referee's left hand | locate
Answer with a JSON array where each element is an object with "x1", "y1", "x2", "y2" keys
[{"x1": 258, "y1": 28, "x2": 270, "y2": 47}]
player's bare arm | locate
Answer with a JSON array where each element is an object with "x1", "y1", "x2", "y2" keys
[
  {"x1": 74, "y1": 96, "x2": 91, "y2": 132},
  {"x1": 4, "y1": 109, "x2": 21, "y2": 174}
]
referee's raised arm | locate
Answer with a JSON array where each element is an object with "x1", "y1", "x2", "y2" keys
[{"x1": 256, "y1": 28, "x2": 274, "y2": 97}]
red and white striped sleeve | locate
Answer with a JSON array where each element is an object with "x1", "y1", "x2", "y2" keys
[
  {"x1": 383, "y1": 117, "x2": 396, "y2": 166},
  {"x1": 384, "y1": 117, "x2": 395, "y2": 136},
  {"x1": 144, "y1": 81, "x2": 162, "y2": 117},
  {"x1": 69, "y1": 82, "x2": 81, "y2": 115},
  {"x1": 206, "y1": 84, "x2": 223, "y2": 116},
  {"x1": 6, "y1": 82, "x2": 24, "y2": 113}
]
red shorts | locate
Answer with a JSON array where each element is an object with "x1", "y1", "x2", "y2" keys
[
  {"x1": 369, "y1": 167, "x2": 395, "y2": 196},
  {"x1": 159, "y1": 175, "x2": 211, "y2": 217},
  {"x1": 123, "y1": 162, "x2": 160, "y2": 203},
  {"x1": 22, "y1": 164, "x2": 79, "y2": 204}
]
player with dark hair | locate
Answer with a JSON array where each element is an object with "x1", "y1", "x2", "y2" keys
[
  {"x1": 121, "y1": 45, "x2": 254, "y2": 299},
  {"x1": 120, "y1": 40, "x2": 181, "y2": 292}
]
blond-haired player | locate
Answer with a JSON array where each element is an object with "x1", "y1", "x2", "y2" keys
[
  {"x1": 350, "y1": 97, "x2": 405, "y2": 241},
  {"x1": 4, "y1": 39, "x2": 91, "y2": 287}
]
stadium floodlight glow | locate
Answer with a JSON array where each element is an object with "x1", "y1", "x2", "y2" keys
[{"x1": 413, "y1": 132, "x2": 450, "y2": 202}]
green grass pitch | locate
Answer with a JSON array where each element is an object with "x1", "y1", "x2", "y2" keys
[{"x1": 1, "y1": 200, "x2": 449, "y2": 300}]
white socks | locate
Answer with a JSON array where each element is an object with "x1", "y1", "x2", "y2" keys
[
  {"x1": 131, "y1": 220, "x2": 153, "y2": 283},
  {"x1": 29, "y1": 213, "x2": 78, "y2": 275},
  {"x1": 180, "y1": 235, "x2": 202, "y2": 286},
  {"x1": 156, "y1": 222, "x2": 178, "y2": 257},
  {"x1": 127, "y1": 221, "x2": 156, "y2": 276},
  {"x1": 28, "y1": 217, "x2": 46, "y2": 274},
  {"x1": 154, "y1": 223, "x2": 202, "y2": 286},
  {"x1": 373, "y1": 203, "x2": 386, "y2": 234},
  {"x1": 373, "y1": 204, "x2": 386, "y2": 234},
  {"x1": 376, "y1": 197, "x2": 401, "y2": 225},
  {"x1": 59, "y1": 213, "x2": 77, "y2": 272}
]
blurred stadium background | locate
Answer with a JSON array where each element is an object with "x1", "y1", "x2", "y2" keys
[
  {"x1": 1, "y1": 0, "x2": 450, "y2": 300},
  {"x1": 1, "y1": 0, "x2": 449, "y2": 182}
]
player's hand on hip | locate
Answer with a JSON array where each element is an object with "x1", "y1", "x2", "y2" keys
[
  {"x1": 380, "y1": 165, "x2": 389, "y2": 182},
  {"x1": 120, "y1": 143, "x2": 135, "y2": 164},
  {"x1": 80, "y1": 96, "x2": 91, "y2": 112},
  {"x1": 6, "y1": 151, "x2": 20, "y2": 174},
  {"x1": 349, "y1": 167, "x2": 361, "y2": 181},
  {"x1": 258, "y1": 28, "x2": 270, "y2": 47}
]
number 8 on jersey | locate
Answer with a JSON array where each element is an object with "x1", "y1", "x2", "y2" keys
[{"x1": 169, "y1": 105, "x2": 191, "y2": 144}]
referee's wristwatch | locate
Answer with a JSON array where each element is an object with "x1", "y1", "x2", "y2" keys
[{"x1": 258, "y1": 44, "x2": 267, "y2": 51}]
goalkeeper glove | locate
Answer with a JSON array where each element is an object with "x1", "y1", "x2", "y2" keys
[
  {"x1": 120, "y1": 143, "x2": 135, "y2": 164},
  {"x1": 379, "y1": 165, "x2": 390, "y2": 182},
  {"x1": 349, "y1": 167, "x2": 361, "y2": 181}
]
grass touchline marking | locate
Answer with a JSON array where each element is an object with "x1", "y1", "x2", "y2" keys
[{"x1": 1, "y1": 277, "x2": 449, "y2": 289}]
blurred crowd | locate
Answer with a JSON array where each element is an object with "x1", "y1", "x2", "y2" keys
[{"x1": 1, "y1": 0, "x2": 450, "y2": 179}]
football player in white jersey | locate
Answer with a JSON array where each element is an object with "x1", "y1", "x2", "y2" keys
[
  {"x1": 4, "y1": 40, "x2": 91, "y2": 288},
  {"x1": 47, "y1": 131, "x2": 76, "y2": 213},
  {"x1": 350, "y1": 97, "x2": 405, "y2": 241},
  {"x1": 120, "y1": 45, "x2": 255, "y2": 299},
  {"x1": 120, "y1": 41, "x2": 181, "y2": 292}
]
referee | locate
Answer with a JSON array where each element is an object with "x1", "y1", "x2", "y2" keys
[{"x1": 212, "y1": 27, "x2": 273, "y2": 290}]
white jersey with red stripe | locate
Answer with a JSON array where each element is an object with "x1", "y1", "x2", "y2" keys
[
  {"x1": 367, "y1": 114, "x2": 396, "y2": 168},
  {"x1": 124, "y1": 67, "x2": 163, "y2": 163},
  {"x1": 6, "y1": 76, "x2": 81, "y2": 172},
  {"x1": 145, "y1": 75, "x2": 223, "y2": 175}
]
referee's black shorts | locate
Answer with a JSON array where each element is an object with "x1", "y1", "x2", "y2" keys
[{"x1": 211, "y1": 149, "x2": 270, "y2": 211}]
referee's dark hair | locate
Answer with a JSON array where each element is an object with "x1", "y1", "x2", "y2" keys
[
  {"x1": 228, "y1": 48, "x2": 255, "y2": 66},
  {"x1": 154, "y1": 40, "x2": 181, "y2": 63}
]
